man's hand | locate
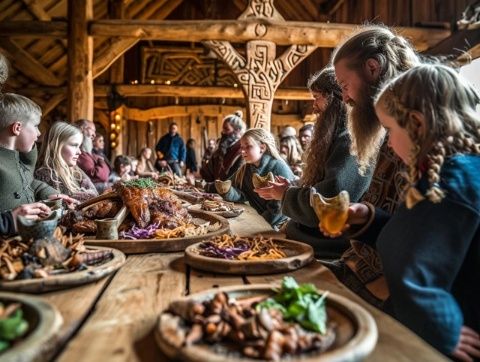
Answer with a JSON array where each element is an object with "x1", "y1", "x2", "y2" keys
[{"x1": 452, "y1": 326, "x2": 480, "y2": 362}]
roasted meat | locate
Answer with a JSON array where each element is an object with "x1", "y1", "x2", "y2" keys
[{"x1": 114, "y1": 181, "x2": 187, "y2": 228}]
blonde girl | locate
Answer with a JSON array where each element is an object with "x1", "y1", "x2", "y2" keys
[
  {"x1": 217, "y1": 128, "x2": 294, "y2": 229},
  {"x1": 36, "y1": 121, "x2": 98, "y2": 202},
  {"x1": 327, "y1": 64, "x2": 480, "y2": 360},
  {"x1": 279, "y1": 135, "x2": 303, "y2": 176}
]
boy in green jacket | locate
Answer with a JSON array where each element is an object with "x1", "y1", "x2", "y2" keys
[{"x1": 0, "y1": 93, "x2": 75, "y2": 236}]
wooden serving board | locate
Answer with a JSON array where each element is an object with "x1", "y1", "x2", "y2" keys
[
  {"x1": 155, "y1": 284, "x2": 378, "y2": 362},
  {"x1": 185, "y1": 237, "x2": 314, "y2": 275},
  {"x1": 86, "y1": 210, "x2": 230, "y2": 254},
  {"x1": 187, "y1": 203, "x2": 244, "y2": 218},
  {"x1": 0, "y1": 292, "x2": 63, "y2": 362},
  {"x1": 0, "y1": 247, "x2": 126, "y2": 293}
]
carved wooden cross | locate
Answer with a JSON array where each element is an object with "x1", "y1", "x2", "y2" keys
[{"x1": 203, "y1": 0, "x2": 316, "y2": 130}]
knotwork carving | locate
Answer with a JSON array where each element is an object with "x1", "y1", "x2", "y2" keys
[{"x1": 204, "y1": 0, "x2": 316, "y2": 129}]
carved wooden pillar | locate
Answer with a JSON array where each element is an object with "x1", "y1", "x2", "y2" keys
[
  {"x1": 204, "y1": 0, "x2": 316, "y2": 130},
  {"x1": 68, "y1": 0, "x2": 93, "y2": 122}
]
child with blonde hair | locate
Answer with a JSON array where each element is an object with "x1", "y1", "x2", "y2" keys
[
  {"x1": 36, "y1": 121, "x2": 98, "y2": 202},
  {"x1": 216, "y1": 128, "x2": 294, "y2": 229},
  {"x1": 324, "y1": 64, "x2": 480, "y2": 360}
]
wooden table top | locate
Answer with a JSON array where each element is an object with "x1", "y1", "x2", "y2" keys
[{"x1": 37, "y1": 204, "x2": 446, "y2": 362}]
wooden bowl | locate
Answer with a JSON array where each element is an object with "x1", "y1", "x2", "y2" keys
[
  {"x1": 185, "y1": 237, "x2": 314, "y2": 275},
  {"x1": 0, "y1": 292, "x2": 62, "y2": 362},
  {"x1": 0, "y1": 246, "x2": 126, "y2": 293},
  {"x1": 155, "y1": 284, "x2": 378, "y2": 362}
]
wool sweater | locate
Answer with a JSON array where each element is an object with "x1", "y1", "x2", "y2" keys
[
  {"x1": 356, "y1": 154, "x2": 480, "y2": 355},
  {"x1": 77, "y1": 151, "x2": 110, "y2": 184},
  {"x1": 282, "y1": 127, "x2": 373, "y2": 258},
  {"x1": 201, "y1": 140, "x2": 243, "y2": 182},
  {"x1": 223, "y1": 154, "x2": 295, "y2": 228},
  {"x1": 0, "y1": 146, "x2": 56, "y2": 212},
  {"x1": 35, "y1": 166, "x2": 98, "y2": 203}
]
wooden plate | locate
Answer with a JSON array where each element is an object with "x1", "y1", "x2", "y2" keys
[
  {"x1": 86, "y1": 210, "x2": 230, "y2": 254},
  {"x1": 0, "y1": 246, "x2": 126, "y2": 293},
  {"x1": 187, "y1": 203, "x2": 244, "y2": 218},
  {"x1": 0, "y1": 292, "x2": 63, "y2": 362},
  {"x1": 185, "y1": 237, "x2": 314, "y2": 275},
  {"x1": 155, "y1": 284, "x2": 378, "y2": 362}
]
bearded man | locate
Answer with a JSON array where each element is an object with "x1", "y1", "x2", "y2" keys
[
  {"x1": 318, "y1": 25, "x2": 420, "y2": 306},
  {"x1": 200, "y1": 111, "x2": 246, "y2": 182}
]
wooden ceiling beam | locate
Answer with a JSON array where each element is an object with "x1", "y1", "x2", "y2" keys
[
  {"x1": 20, "y1": 0, "x2": 68, "y2": 49},
  {"x1": 89, "y1": 19, "x2": 449, "y2": 50},
  {"x1": 0, "y1": 19, "x2": 449, "y2": 50},
  {"x1": 94, "y1": 84, "x2": 311, "y2": 100},
  {"x1": 0, "y1": 38, "x2": 63, "y2": 86},
  {"x1": 125, "y1": 104, "x2": 302, "y2": 122},
  {"x1": 0, "y1": 21, "x2": 67, "y2": 38},
  {"x1": 424, "y1": 28, "x2": 480, "y2": 62},
  {"x1": 92, "y1": 39, "x2": 139, "y2": 79}
]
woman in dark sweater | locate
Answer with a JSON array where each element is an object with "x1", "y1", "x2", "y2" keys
[{"x1": 256, "y1": 67, "x2": 372, "y2": 257}]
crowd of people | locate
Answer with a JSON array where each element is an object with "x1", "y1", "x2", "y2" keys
[{"x1": 1, "y1": 23, "x2": 479, "y2": 361}]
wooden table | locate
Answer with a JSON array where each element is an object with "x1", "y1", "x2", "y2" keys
[{"x1": 37, "y1": 205, "x2": 446, "y2": 362}]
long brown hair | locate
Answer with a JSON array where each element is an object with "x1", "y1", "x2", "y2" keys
[{"x1": 301, "y1": 67, "x2": 346, "y2": 187}]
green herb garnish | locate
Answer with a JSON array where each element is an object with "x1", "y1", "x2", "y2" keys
[
  {"x1": 256, "y1": 277, "x2": 329, "y2": 334},
  {"x1": 0, "y1": 304, "x2": 29, "y2": 352},
  {"x1": 122, "y1": 178, "x2": 157, "y2": 189}
]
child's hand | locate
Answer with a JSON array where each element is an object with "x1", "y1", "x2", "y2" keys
[
  {"x1": 319, "y1": 203, "x2": 370, "y2": 238},
  {"x1": 254, "y1": 178, "x2": 289, "y2": 201},
  {"x1": 451, "y1": 326, "x2": 480, "y2": 362}
]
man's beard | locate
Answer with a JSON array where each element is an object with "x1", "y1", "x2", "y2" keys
[
  {"x1": 81, "y1": 136, "x2": 93, "y2": 153},
  {"x1": 347, "y1": 81, "x2": 386, "y2": 174},
  {"x1": 218, "y1": 133, "x2": 239, "y2": 156}
]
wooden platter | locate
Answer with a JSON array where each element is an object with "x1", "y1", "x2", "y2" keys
[
  {"x1": 188, "y1": 203, "x2": 244, "y2": 218},
  {"x1": 185, "y1": 237, "x2": 314, "y2": 275},
  {"x1": 86, "y1": 210, "x2": 230, "y2": 254},
  {"x1": 0, "y1": 292, "x2": 63, "y2": 362},
  {"x1": 155, "y1": 284, "x2": 378, "y2": 362},
  {"x1": 0, "y1": 246, "x2": 126, "y2": 293}
]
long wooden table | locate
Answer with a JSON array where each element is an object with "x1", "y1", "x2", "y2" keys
[{"x1": 37, "y1": 205, "x2": 446, "y2": 362}]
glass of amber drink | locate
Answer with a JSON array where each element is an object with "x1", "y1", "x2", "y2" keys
[{"x1": 310, "y1": 190, "x2": 350, "y2": 234}]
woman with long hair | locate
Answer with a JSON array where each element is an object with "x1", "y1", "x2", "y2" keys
[
  {"x1": 136, "y1": 147, "x2": 160, "y2": 179},
  {"x1": 35, "y1": 121, "x2": 98, "y2": 202},
  {"x1": 256, "y1": 67, "x2": 373, "y2": 257}
]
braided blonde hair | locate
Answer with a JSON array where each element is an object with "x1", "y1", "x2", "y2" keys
[
  {"x1": 234, "y1": 128, "x2": 284, "y2": 188},
  {"x1": 375, "y1": 64, "x2": 480, "y2": 208}
]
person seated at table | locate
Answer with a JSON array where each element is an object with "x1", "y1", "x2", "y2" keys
[
  {"x1": 136, "y1": 147, "x2": 160, "y2": 180},
  {"x1": 201, "y1": 111, "x2": 246, "y2": 183},
  {"x1": 1, "y1": 202, "x2": 51, "y2": 237},
  {"x1": 323, "y1": 65, "x2": 480, "y2": 360},
  {"x1": 255, "y1": 67, "x2": 372, "y2": 258},
  {"x1": 0, "y1": 93, "x2": 75, "y2": 212},
  {"x1": 109, "y1": 155, "x2": 137, "y2": 183},
  {"x1": 215, "y1": 128, "x2": 294, "y2": 229},
  {"x1": 36, "y1": 121, "x2": 98, "y2": 202},
  {"x1": 279, "y1": 135, "x2": 303, "y2": 177}
]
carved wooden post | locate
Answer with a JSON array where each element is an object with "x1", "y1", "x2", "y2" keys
[
  {"x1": 68, "y1": 0, "x2": 93, "y2": 122},
  {"x1": 204, "y1": 0, "x2": 316, "y2": 129}
]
